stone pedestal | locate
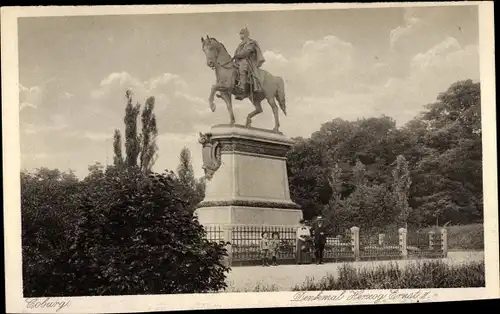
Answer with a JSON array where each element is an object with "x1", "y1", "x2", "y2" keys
[{"x1": 195, "y1": 124, "x2": 302, "y2": 226}]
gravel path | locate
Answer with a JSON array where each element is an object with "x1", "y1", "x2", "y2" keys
[{"x1": 225, "y1": 251, "x2": 484, "y2": 292}]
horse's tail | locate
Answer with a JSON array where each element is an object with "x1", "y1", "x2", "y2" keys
[{"x1": 275, "y1": 76, "x2": 287, "y2": 116}]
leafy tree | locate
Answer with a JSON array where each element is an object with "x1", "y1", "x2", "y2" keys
[
  {"x1": 113, "y1": 129, "x2": 124, "y2": 168},
  {"x1": 352, "y1": 159, "x2": 367, "y2": 188},
  {"x1": 177, "y1": 147, "x2": 196, "y2": 189},
  {"x1": 411, "y1": 80, "x2": 482, "y2": 225},
  {"x1": 392, "y1": 155, "x2": 412, "y2": 227},
  {"x1": 139, "y1": 96, "x2": 158, "y2": 174},
  {"x1": 21, "y1": 168, "x2": 82, "y2": 296},
  {"x1": 114, "y1": 90, "x2": 159, "y2": 173},
  {"x1": 287, "y1": 138, "x2": 331, "y2": 219},
  {"x1": 22, "y1": 168, "x2": 229, "y2": 296},
  {"x1": 287, "y1": 79, "x2": 482, "y2": 227},
  {"x1": 343, "y1": 184, "x2": 396, "y2": 232},
  {"x1": 327, "y1": 163, "x2": 343, "y2": 203},
  {"x1": 124, "y1": 90, "x2": 141, "y2": 168},
  {"x1": 176, "y1": 147, "x2": 205, "y2": 213},
  {"x1": 321, "y1": 163, "x2": 346, "y2": 233},
  {"x1": 86, "y1": 162, "x2": 105, "y2": 181},
  {"x1": 60, "y1": 170, "x2": 228, "y2": 296}
]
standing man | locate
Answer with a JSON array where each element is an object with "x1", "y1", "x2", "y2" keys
[
  {"x1": 312, "y1": 216, "x2": 327, "y2": 264},
  {"x1": 233, "y1": 27, "x2": 266, "y2": 99}
]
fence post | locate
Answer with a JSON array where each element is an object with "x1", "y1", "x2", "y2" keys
[
  {"x1": 351, "y1": 226, "x2": 360, "y2": 261},
  {"x1": 378, "y1": 233, "x2": 385, "y2": 246},
  {"x1": 398, "y1": 228, "x2": 407, "y2": 259},
  {"x1": 429, "y1": 230, "x2": 435, "y2": 250},
  {"x1": 441, "y1": 228, "x2": 448, "y2": 257},
  {"x1": 223, "y1": 224, "x2": 233, "y2": 267}
]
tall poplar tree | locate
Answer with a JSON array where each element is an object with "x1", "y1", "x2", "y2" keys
[
  {"x1": 139, "y1": 96, "x2": 158, "y2": 174},
  {"x1": 113, "y1": 90, "x2": 158, "y2": 173},
  {"x1": 177, "y1": 147, "x2": 195, "y2": 188},
  {"x1": 113, "y1": 129, "x2": 124, "y2": 168},
  {"x1": 124, "y1": 90, "x2": 141, "y2": 168}
]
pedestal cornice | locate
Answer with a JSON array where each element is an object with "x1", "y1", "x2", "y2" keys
[
  {"x1": 197, "y1": 199, "x2": 301, "y2": 210},
  {"x1": 209, "y1": 124, "x2": 294, "y2": 158}
]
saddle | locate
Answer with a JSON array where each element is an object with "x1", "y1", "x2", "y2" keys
[
  {"x1": 234, "y1": 71, "x2": 254, "y2": 100},
  {"x1": 234, "y1": 66, "x2": 263, "y2": 101}
]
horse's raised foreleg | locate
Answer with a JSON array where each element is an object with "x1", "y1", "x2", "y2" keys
[
  {"x1": 208, "y1": 84, "x2": 219, "y2": 112},
  {"x1": 219, "y1": 92, "x2": 235, "y2": 125},
  {"x1": 245, "y1": 100, "x2": 263, "y2": 128},
  {"x1": 267, "y1": 97, "x2": 280, "y2": 133}
]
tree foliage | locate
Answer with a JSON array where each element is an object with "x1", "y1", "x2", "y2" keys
[
  {"x1": 177, "y1": 147, "x2": 196, "y2": 188},
  {"x1": 392, "y1": 155, "x2": 412, "y2": 225},
  {"x1": 288, "y1": 80, "x2": 482, "y2": 228},
  {"x1": 22, "y1": 167, "x2": 227, "y2": 297},
  {"x1": 139, "y1": 96, "x2": 158, "y2": 174},
  {"x1": 124, "y1": 90, "x2": 141, "y2": 168},
  {"x1": 176, "y1": 147, "x2": 205, "y2": 213},
  {"x1": 113, "y1": 130, "x2": 124, "y2": 168},
  {"x1": 115, "y1": 90, "x2": 158, "y2": 173}
]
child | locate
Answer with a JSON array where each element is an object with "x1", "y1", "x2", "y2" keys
[
  {"x1": 260, "y1": 231, "x2": 270, "y2": 267},
  {"x1": 269, "y1": 232, "x2": 280, "y2": 266}
]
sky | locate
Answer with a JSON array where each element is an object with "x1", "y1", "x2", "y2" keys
[{"x1": 18, "y1": 5, "x2": 480, "y2": 178}]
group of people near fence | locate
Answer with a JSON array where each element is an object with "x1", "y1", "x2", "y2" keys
[
  {"x1": 259, "y1": 231, "x2": 280, "y2": 266},
  {"x1": 260, "y1": 216, "x2": 327, "y2": 267},
  {"x1": 296, "y1": 217, "x2": 327, "y2": 265}
]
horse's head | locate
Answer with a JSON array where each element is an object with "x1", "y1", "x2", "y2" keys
[{"x1": 201, "y1": 35, "x2": 221, "y2": 68}]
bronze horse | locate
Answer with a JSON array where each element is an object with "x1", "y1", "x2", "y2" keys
[{"x1": 201, "y1": 35, "x2": 287, "y2": 133}]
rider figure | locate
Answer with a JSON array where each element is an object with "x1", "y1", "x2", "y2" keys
[{"x1": 233, "y1": 27, "x2": 266, "y2": 100}]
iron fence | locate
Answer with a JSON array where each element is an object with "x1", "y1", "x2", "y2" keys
[
  {"x1": 202, "y1": 224, "x2": 447, "y2": 266},
  {"x1": 407, "y1": 230, "x2": 444, "y2": 258},
  {"x1": 324, "y1": 236, "x2": 354, "y2": 260},
  {"x1": 360, "y1": 231, "x2": 402, "y2": 260},
  {"x1": 231, "y1": 224, "x2": 297, "y2": 265},
  {"x1": 204, "y1": 224, "x2": 225, "y2": 243}
]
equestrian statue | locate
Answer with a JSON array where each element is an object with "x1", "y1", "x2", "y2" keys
[{"x1": 201, "y1": 27, "x2": 287, "y2": 133}]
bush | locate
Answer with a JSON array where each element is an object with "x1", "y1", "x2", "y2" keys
[
  {"x1": 21, "y1": 169, "x2": 82, "y2": 296},
  {"x1": 292, "y1": 260, "x2": 485, "y2": 290},
  {"x1": 22, "y1": 168, "x2": 229, "y2": 296},
  {"x1": 326, "y1": 184, "x2": 398, "y2": 232}
]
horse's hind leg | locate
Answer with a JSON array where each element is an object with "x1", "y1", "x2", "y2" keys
[
  {"x1": 220, "y1": 92, "x2": 235, "y2": 125},
  {"x1": 245, "y1": 99, "x2": 263, "y2": 128}
]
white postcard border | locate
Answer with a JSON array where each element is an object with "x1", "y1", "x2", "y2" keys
[{"x1": 2, "y1": 2, "x2": 498, "y2": 313}]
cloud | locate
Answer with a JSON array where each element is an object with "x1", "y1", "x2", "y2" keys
[
  {"x1": 411, "y1": 37, "x2": 477, "y2": 74},
  {"x1": 261, "y1": 33, "x2": 480, "y2": 135},
  {"x1": 372, "y1": 38, "x2": 479, "y2": 124},
  {"x1": 264, "y1": 35, "x2": 362, "y2": 99},
  {"x1": 19, "y1": 84, "x2": 42, "y2": 111},
  {"x1": 20, "y1": 102, "x2": 38, "y2": 111},
  {"x1": 389, "y1": 6, "x2": 478, "y2": 59},
  {"x1": 59, "y1": 92, "x2": 75, "y2": 100},
  {"x1": 390, "y1": 8, "x2": 431, "y2": 50},
  {"x1": 62, "y1": 131, "x2": 112, "y2": 142},
  {"x1": 263, "y1": 50, "x2": 289, "y2": 63},
  {"x1": 89, "y1": 71, "x2": 213, "y2": 134},
  {"x1": 21, "y1": 114, "x2": 69, "y2": 135}
]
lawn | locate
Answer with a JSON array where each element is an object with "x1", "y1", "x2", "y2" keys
[
  {"x1": 292, "y1": 259, "x2": 484, "y2": 290},
  {"x1": 225, "y1": 251, "x2": 484, "y2": 292}
]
